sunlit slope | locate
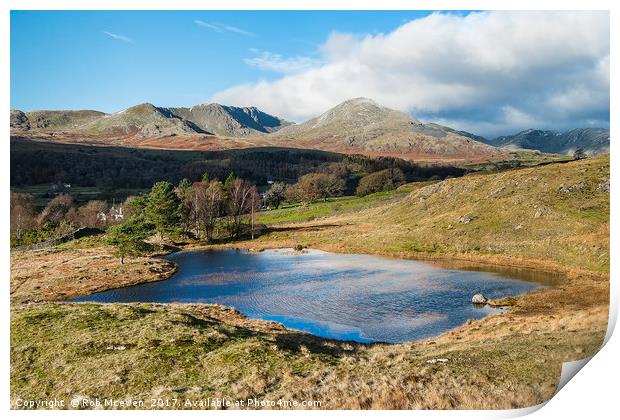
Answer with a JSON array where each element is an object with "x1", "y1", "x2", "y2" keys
[
  {"x1": 270, "y1": 98, "x2": 504, "y2": 161},
  {"x1": 257, "y1": 155, "x2": 610, "y2": 272},
  {"x1": 389, "y1": 155, "x2": 609, "y2": 269}
]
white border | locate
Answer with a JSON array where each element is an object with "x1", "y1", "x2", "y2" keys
[{"x1": 2, "y1": 1, "x2": 617, "y2": 419}]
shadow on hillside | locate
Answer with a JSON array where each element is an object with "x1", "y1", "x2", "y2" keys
[
  {"x1": 266, "y1": 223, "x2": 348, "y2": 233},
  {"x1": 181, "y1": 223, "x2": 349, "y2": 246},
  {"x1": 273, "y1": 332, "x2": 368, "y2": 357}
]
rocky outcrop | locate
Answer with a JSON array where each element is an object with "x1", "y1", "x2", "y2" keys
[
  {"x1": 167, "y1": 103, "x2": 291, "y2": 137},
  {"x1": 10, "y1": 110, "x2": 30, "y2": 131}
]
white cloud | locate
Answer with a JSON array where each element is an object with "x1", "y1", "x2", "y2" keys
[
  {"x1": 244, "y1": 50, "x2": 321, "y2": 73},
  {"x1": 103, "y1": 31, "x2": 134, "y2": 44},
  {"x1": 212, "y1": 11, "x2": 609, "y2": 137},
  {"x1": 194, "y1": 20, "x2": 223, "y2": 32},
  {"x1": 195, "y1": 20, "x2": 255, "y2": 36},
  {"x1": 220, "y1": 24, "x2": 255, "y2": 37}
]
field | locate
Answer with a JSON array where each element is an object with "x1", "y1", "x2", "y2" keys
[{"x1": 9, "y1": 155, "x2": 610, "y2": 409}]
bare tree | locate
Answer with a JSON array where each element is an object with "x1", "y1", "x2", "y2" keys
[
  {"x1": 176, "y1": 179, "x2": 194, "y2": 236},
  {"x1": 189, "y1": 180, "x2": 226, "y2": 241},
  {"x1": 37, "y1": 194, "x2": 74, "y2": 226},
  {"x1": 226, "y1": 178, "x2": 259, "y2": 239},
  {"x1": 10, "y1": 192, "x2": 35, "y2": 241},
  {"x1": 76, "y1": 200, "x2": 109, "y2": 228}
]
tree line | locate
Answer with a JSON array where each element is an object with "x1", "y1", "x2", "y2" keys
[{"x1": 10, "y1": 163, "x2": 415, "y2": 258}]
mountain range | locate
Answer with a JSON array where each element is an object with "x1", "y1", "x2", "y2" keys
[
  {"x1": 10, "y1": 103, "x2": 291, "y2": 138},
  {"x1": 485, "y1": 128, "x2": 610, "y2": 155},
  {"x1": 10, "y1": 98, "x2": 610, "y2": 160}
]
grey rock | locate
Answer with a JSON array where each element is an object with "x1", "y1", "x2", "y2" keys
[
  {"x1": 471, "y1": 293, "x2": 488, "y2": 304},
  {"x1": 597, "y1": 179, "x2": 610, "y2": 193},
  {"x1": 426, "y1": 358, "x2": 449, "y2": 364},
  {"x1": 457, "y1": 214, "x2": 474, "y2": 224},
  {"x1": 10, "y1": 110, "x2": 30, "y2": 130}
]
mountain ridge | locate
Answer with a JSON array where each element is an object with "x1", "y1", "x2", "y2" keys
[
  {"x1": 488, "y1": 127, "x2": 610, "y2": 155},
  {"x1": 10, "y1": 102, "x2": 290, "y2": 138},
  {"x1": 79, "y1": 103, "x2": 209, "y2": 137},
  {"x1": 166, "y1": 103, "x2": 292, "y2": 137}
]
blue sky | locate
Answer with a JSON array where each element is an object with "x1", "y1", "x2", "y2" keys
[
  {"x1": 10, "y1": 10, "x2": 609, "y2": 137},
  {"x1": 10, "y1": 10, "x2": 443, "y2": 112}
]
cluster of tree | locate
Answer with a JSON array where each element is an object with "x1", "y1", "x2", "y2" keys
[
  {"x1": 10, "y1": 192, "x2": 114, "y2": 247},
  {"x1": 573, "y1": 148, "x2": 587, "y2": 160},
  {"x1": 355, "y1": 168, "x2": 406, "y2": 196},
  {"x1": 284, "y1": 173, "x2": 346, "y2": 203},
  {"x1": 106, "y1": 173, "x2": 260, "y2": 262},
  {"x1": 12, "y1": 164, "x2": 424, "y2": 248},
  {"x1": 11, "y1": 170, "x2": 263, "y2": 255},
  {"x1": 260, "y1": 172, "x2": 349, "y2": 209},
  {"x1": 262, "y1": 167, "x2": 407, "y2": 204},
  {"x1": 174, "y1": 173, "x2": 260, "y2": 241},
  {"x1": 341, "y1": 154, "x2": 465, "y2": 181}
]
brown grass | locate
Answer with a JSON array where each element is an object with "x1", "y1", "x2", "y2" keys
[
  {"x1": 10, "y1": 283, "x2": 607, "y2": 409},
  {"x1": 10, "y1": 247, "x2": 176, "y2": 303}
]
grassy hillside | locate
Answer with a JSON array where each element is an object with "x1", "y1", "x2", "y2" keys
[
  {"x1": 255, "y1": 183, "x2": 429, "y2": 225},
  {"x1": 78, "y1": 103, "x2": 205, "y2": 137},
  {"x1": 248, "y1": 155, "x2": 609, "y2": 273},
  {"x1": 10, "y1": 291, "x2": 607, "y2": 409}
]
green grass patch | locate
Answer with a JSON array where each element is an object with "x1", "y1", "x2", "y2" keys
[{"x1": 256, "y1": 189, "x2": 411, "y2": 225}]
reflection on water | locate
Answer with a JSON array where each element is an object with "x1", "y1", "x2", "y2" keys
[{"x1": 70, "y1": 248, "x2": 554, "y2": 343}]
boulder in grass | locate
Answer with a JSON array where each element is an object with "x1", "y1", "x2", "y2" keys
[{"x1": 471, "y1": 293, "x2": 488, "y2": 304}]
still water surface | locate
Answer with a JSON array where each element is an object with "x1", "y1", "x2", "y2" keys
[{"x1": 70, "y1": 248, "x2": 560, "y2": 343}]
